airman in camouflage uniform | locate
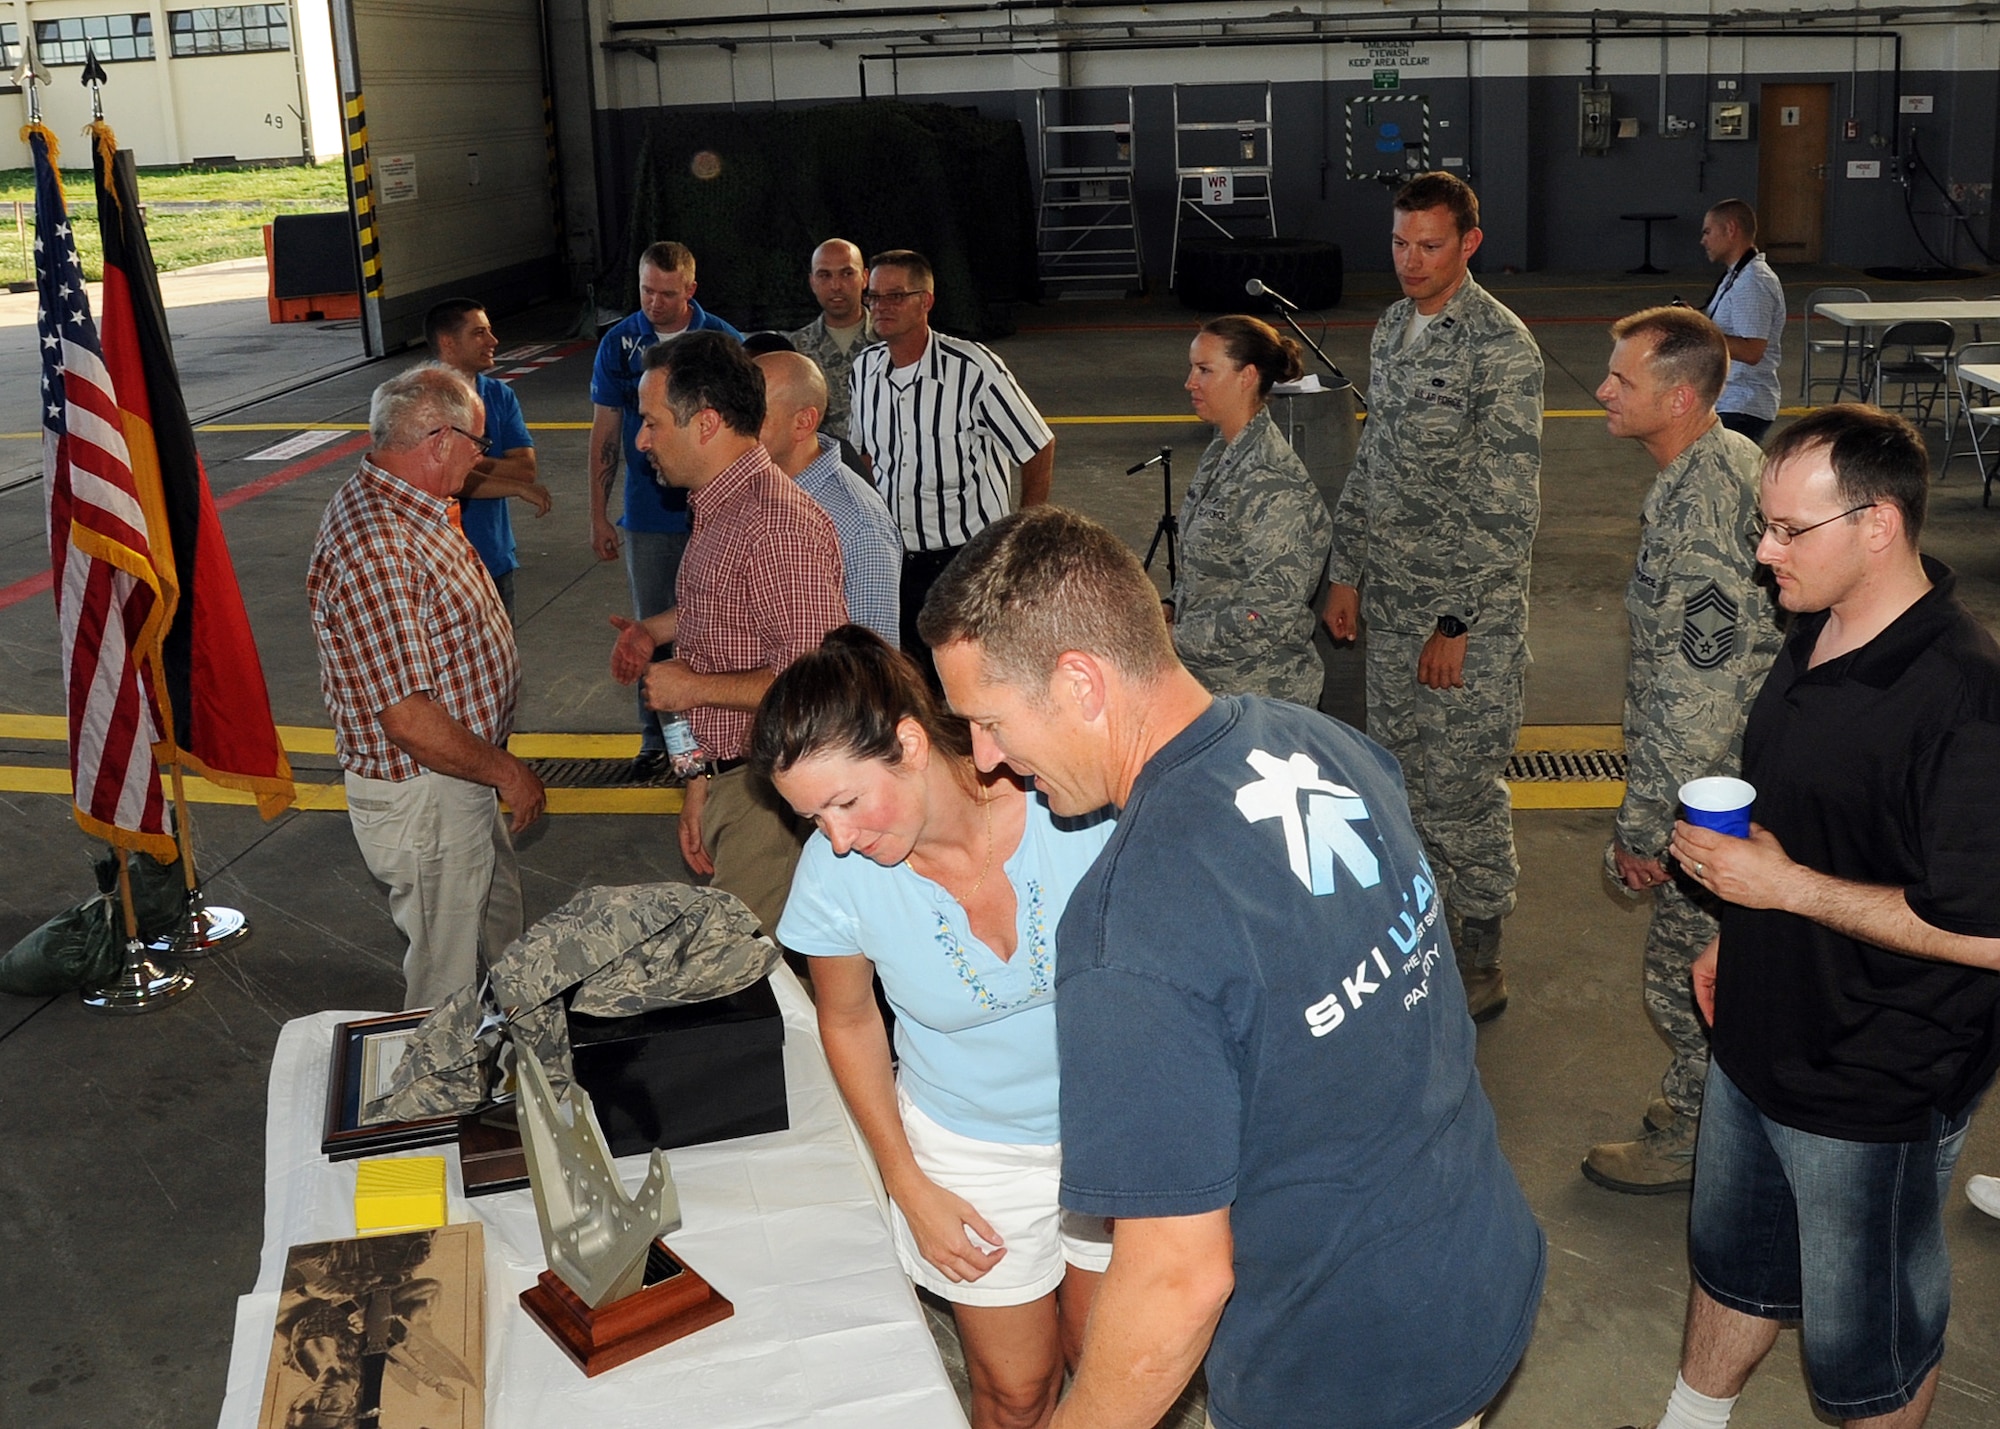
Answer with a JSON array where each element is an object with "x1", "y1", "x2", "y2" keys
[
  {"x1": 1172, "y1": 407, "x2": 1333, "y2": 706},
  {"x1": 786, "y1": 239, "x2": 878, "y2": 440},
  {"x1": 1581, "y1": 307, "x2": 1783, "y2": 1194},
  {"x1": 1324, "y1": 173, "x2": 1541, "y2": 1022},
  {"x1": 372, "y1": 882, "x2": 776, "y2": 1122}
]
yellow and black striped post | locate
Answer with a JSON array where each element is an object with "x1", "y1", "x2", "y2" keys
[{"x1": 343, "y1": 92, "x2": 383, "y2": 300}]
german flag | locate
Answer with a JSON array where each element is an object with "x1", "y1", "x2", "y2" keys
[{"x1": 90, "y1": 125, "x2": 294, "y2": 818}]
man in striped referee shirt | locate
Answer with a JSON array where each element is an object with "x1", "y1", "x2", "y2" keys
[{"x1": 848, "y1": 249, "x2": 1054, "y2": 671}]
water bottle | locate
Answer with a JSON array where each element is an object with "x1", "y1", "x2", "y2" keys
[{"x1": 660, "y1": 712, "x2": 713, "y2": 779}]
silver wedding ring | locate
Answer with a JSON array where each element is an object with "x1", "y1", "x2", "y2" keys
[{"x1": 1694, "y1": 862, "x2": 1706, "y2": 877}]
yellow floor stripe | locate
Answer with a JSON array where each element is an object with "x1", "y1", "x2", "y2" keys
[
  {"x1": 1509, "y1": 781, "x2": 1624, "y2": 810},
  {"x1": 0, "y1": 723, "x2": 1624, "y2": 811},
  {"x1": 0, "y1": 715, "x2": 641, "y2": 760},
  {"x1": 0, "y1": 405, "x2": 1828, "y2": 441},
  {"x1": 1516, "y1": 723, "x2": 1623, "y2": 752},
  {"x1": 0, "y1": 765, "x2": 683, "y2": 814}
]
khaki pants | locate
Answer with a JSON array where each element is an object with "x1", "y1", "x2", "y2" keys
[
  {"x1": 345, "y1": 769, "x2": 522, "y2": 1010},
  {"x1": 702, "y1": 765, "x2": 808, "y2": 940}
]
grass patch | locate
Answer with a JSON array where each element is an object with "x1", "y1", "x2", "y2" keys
[{"x1": 0, "y1": 161, "x2": 347, "y2": 286}]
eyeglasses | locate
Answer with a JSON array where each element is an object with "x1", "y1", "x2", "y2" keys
[
  {"x1": 1759, "y1": 502, "x2": 1876, "y2": 546},
  {"x1": 862, "y1": 289, "x2": 928, "y2": 309},
  {"x1": 430, "y1": 424, "x2": 492, "y2": 455}
]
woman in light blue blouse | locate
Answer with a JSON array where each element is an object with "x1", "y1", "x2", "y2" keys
[{"x1": 750, "y1": 626, "x2": 1113, "y2": 1429}]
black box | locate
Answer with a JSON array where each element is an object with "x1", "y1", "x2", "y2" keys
[{"x1": 568, "y1": 977, "x2": 789, "y2": 1158}]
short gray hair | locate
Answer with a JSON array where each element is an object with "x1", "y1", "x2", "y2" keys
[{"x1": 370, "y1": 363, "x2": 479, "y2": 450}]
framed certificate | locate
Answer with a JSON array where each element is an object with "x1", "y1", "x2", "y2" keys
[{"x1": 321, "y1": 1012, "x2": 463, "y2": 1161}]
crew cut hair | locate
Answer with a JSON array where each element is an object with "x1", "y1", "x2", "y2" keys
[
  {"x1": 917, "y1": 506, "x2": 1177, "y2": 694},
  {"x1": 1609, "y1": 306, "x2": 1730, "y2": 407},
  {"x1": 422, "y1": 297, "x2": 484, "y2": 353},
  {"x1": 1393, "y1": 171, "x2": 1480, "y2": 235},
  {"x1": 749, "y1": 625, "x2": 974, "y2": 782},
  {"x1": 639, "y1": 240, "x2": 697, "y2": 278},
  {"x1": 868, "y1": 248, "x2": 935, "y2": 289},
  {"x1": 640, "y1": 329, "x2": 765, "y2": 436},
  {"x1": 1762, "y1": 403, "x2": 1928, "y2": 542},
  {"x1": 369, "y1": 363, "x2": 478, "y2": 451},
  {"x1": 1707, "y1": 199, "x2": 1758, "y2": 242}
]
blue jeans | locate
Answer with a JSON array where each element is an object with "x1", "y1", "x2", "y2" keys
[
  {"x1": 1689, "y1": 1061, "x2": 1971, "y2": 1419},
  {"x1": 623, "y1": 527, "x2": 688, "y2": 755}
]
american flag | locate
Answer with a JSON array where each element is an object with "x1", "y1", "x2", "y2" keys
[{"x1": 33, "y1": 124, "x2": 177, "y2": 858}]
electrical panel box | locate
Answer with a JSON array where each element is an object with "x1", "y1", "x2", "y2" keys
[
  {"x1": 1580, "y1": 85, "x2": 1614, "y2": 155},
  {"x1": 1709, "y1": 101, "x2": 1751, "y2": 141}
]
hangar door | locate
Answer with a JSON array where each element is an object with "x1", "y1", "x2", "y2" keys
[{"x1": 327, "y1": 0, "x2": 559, "y2": 353}]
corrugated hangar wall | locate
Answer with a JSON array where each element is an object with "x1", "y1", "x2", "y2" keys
[
  {"x1": 329, "y1": 0, "x2": 560, "y2": 352},
  {"x1": 554, "y1": 1, "x2": 2000, "y2": 281}
]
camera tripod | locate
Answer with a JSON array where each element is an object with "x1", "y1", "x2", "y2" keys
[{"x1": 1129, "y1": 447, "x2": 1177, "y2": 586}]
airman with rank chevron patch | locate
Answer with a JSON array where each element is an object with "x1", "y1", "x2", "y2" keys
[{"x1": 1586, "y1": 306, "x2": 1783, "y2": 1194}]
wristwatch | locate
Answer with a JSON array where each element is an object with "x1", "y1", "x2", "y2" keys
[{"x1": 1435, "y1": 614, "x2": 1469, "y2": 639}]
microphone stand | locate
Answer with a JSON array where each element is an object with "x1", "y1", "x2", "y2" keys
[
  {"x1": 1256, "y1": 293, "x2": 1367, "y2": 413},
  {"x1": 1128, "y1": 448, "x2": 1178, "y2": 586}
]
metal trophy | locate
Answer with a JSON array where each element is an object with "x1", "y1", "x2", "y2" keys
[{"x1": 512, "y1": 1037, "x2": 732, "y2": 1375}]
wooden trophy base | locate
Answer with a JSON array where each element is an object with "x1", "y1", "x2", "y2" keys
[{"x1": 519, "y1": 1239, "x2": 733, "y2": 1376}]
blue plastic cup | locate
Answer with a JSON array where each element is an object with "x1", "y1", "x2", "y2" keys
[{"x1": 1680, "y1": 777, "x2": 1756, "y2": 839}]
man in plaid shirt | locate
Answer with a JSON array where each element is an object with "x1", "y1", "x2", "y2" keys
[
  {"x1": 309, "y1": 364, "x2": 546, "y2": 1009},
  {"x1": 609, "y1": 332, "x2": 847, "y2": 935}
]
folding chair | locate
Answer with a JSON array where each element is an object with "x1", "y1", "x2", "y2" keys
[
  {"x1": 1867, "y1": 320, "x2": 1955, "y2": 429},
  {"x1": 1801, "y1": 286, "x2": 1869, "y2": 403},
  {"x1": 1944, "y1": 341, "x2": 2000, "y2": 507}
]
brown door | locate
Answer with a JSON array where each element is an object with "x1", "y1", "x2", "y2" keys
[{"x1": 1758, "y1": 84, "x2": 1831, "y2": 264}]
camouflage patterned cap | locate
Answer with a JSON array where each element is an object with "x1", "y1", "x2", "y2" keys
[{"x1": 369, "y1": 883, "x2": 776, "y2": 1122}]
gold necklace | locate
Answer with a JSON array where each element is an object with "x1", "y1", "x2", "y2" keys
[{"x1": 961, "y1": 790, "x2": 996, "y2": 899}]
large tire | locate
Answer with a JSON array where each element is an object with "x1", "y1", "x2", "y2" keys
[{"x1": 1175, "y1": 237, "x2": 1344, "y2": 312}]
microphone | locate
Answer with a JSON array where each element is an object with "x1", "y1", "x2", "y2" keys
[
  {"x1": 1245, "y1": 277, "x2": 1300, "y2": 312},
  {"x1": 1126, "y1": 447, "x2": 1172, "y2": 475}
]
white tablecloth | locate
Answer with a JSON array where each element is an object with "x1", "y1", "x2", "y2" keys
[{"x1": 216, "y1": 966, "x2": 966, "y2": 1428}]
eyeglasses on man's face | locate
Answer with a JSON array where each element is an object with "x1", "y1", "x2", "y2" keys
[
  {"x1": 430, "y1": 424, "x2": 493, "y2": 455},
  {"x1": 1758, "y1": 502, "x2": 1876, "y2": 546},
  {"x1": 862, "y1": 289, "x2": 928, "y2": 309}
]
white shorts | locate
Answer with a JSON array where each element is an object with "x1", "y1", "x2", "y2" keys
[{"x1": 891, "y1": 1084, "x2": 1113, "y2": 1307}]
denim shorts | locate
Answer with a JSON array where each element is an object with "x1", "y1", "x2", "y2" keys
[{"x1": 1689, "y1": 1061, "x2": 1972, "y2": 1419}]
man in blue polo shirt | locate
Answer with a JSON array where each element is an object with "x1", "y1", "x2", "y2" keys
[
  {"x1": 588, "y1": 240, "x2": 744, "y2": 777},
  {"x1": 923, "y1": 506, "x2": 1545, "y2": 1429},
  {"x1": 426, "y1": 299, "x2": 550, "y2": 621}
]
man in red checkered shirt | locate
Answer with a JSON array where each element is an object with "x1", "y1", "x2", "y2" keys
[
  {"x1": 309, "y1": 364, "x2": 546, "y2": 1009},
  {"x1": 609, "y1": 332, "x2": 847, "y2": 935}
]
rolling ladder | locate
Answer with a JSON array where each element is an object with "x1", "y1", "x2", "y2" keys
[
  {"x1": 1170, "y1": 83, "x2": 1278, "y2": 289},
  {"x1": 1035, "y1": 88, "x2": 1144, "y2": 296}
]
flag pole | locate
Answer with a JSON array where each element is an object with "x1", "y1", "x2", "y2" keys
[
  {"x1": 82, "y1": 847, "x2": 195, "y2": 1015},
  {"x1": 149, "y1": 762, "x2": 250, "y2": 958}
]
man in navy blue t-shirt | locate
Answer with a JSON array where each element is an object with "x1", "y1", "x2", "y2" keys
[
  {"x1": 923, "y1": 507, "x2": 1544, "y2": 1429},
  {"x1": 587, "y1": 241, "x2": 743, "y2": 775}
]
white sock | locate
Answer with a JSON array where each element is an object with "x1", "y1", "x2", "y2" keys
[{"x1": 1656, "y1": 1373, "x2": 1736, "y2": 1429}]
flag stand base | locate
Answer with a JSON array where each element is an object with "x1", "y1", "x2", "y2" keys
[
  {"x1": 149, "y1": 887, "x2": 249, "y2": 959},
  {"x1": 82, "y1": 938, "x2": 195, "y2": 1015}
]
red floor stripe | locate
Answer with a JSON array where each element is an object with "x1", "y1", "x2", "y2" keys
[{"x1": 0, "y1": 432, "x2": 373, "y2": 613}]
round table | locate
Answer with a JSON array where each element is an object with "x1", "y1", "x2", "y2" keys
[{"x1": 1619, "y1": 211, "x2": 1678, "y2": 275}]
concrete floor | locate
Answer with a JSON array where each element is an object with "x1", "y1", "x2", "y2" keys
[{"x1": 4, "y1": 259, "x2": 2000, "y2": 1428}]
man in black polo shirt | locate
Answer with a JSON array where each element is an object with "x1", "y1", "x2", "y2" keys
[{"x1": 1642, "y1": 404, "x2": 2000, "y2": 1429}]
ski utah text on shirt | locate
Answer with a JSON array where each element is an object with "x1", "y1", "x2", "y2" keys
[{"x1": 1231, "y1": 748, "x2": 1443, "y2": 1038}]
